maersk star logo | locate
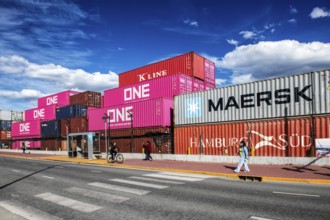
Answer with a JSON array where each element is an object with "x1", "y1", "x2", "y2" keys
[{"x1": 185, "y1": 97, "x2": 201, "y2": 118}]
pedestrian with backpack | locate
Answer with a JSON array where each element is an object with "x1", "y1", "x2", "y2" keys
[{"x1": 234, "y1": 141, "x2": 250, "y2": 173}]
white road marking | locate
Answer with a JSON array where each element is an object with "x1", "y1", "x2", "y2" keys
[
  {"x1": 273, "y1": 191, "x2": 320, "y2": 198},
  {"x1": 88, "y1": 182, "x2": 149, "y2": 195},
  {"x1": 0, "y1": 200, "x2": 63, "y2": 220},
  {"x1": 42, "y1": 176, "x2": 54, "y2": 180},
  {"x1": 90, "y1": 170, "x2": 102, "y2": 173},
  {"x1": 12, "y1": 169, "x2": 20, "y2": 173},
  {"x1": 160, "y1": 172, "x2": 212, "y2": 179},
  {"x1": 130, "y1": 176, "x2": 184, "y2": 185},
  {"x1": 35, "y1": 192, "x2": 102, "y2": 213},
  {"x1": 250, "y1": 216, "x2": 274, "y2": 220},
  {"x1": 144, "y1": 173, "x2": 204, "y2": 182},
  {"x1": 109, "y1": 178, "x2": 168, "y2": 189},
  {"x1": 65, "y1": 187, "x2": 129, "y2": 203}
]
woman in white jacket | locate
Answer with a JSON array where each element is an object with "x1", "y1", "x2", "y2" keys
[{"x1": 234, "y1": 141, "x2": 250, "y2": 173}]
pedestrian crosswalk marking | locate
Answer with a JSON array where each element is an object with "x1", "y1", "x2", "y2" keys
[
  {"x1": 35, "y1": 192, "x2": 102, "y2": 213},
  {"x1": 109, "y1": 178, "x2": 169, "y2": 189},
  {"x1": 65, "y1": 187, "x2": 130, "y2": 203},
  {"x1": 144, "y1": 173, "x2": 204, "y2": 182},
  {"x1": 129, "y1": 176, "x2": 185, "y2": 185},
  {"x1": 0, "y1": 200, "x2": 63, "y2": 220},
  {"x1": 88, "y1": 182, "x2": 150, "y2": 195},
  {"x1": 160, "y1": 172, "x2": 212, "y2": 179}
]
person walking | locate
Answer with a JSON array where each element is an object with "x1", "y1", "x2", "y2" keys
[
  {"x1": 143, "y1": 141, "x2": 153, "y2": 161},
  {"x1": 22, "y1": 142, "x2": 26, "y2": 154},
  {"x1": 234, "y1": 140, "x2": 250, "y2": 173}
]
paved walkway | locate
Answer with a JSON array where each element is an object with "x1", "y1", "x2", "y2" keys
[{"x1": 1, "y1": 151, "x2": 329, "y2": 184}]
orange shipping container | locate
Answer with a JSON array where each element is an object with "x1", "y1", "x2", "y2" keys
[
  {"x1": 174, "y1": 115, "x2": 330, "y2": 157},
  {"x1": 119, "y1": 52, "x2": 215, "y2": 87}
]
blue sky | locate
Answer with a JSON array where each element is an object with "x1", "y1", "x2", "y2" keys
[{"x1": 0, "y1": 0, "x2": 330, "y2": 111}]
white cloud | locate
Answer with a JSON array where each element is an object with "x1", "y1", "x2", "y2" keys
[
  {"x1": 290, "y1": 5, "x2": 298, "y2": 14},
  {"x1": 310, "y1": 7, "x2": 330, "y2": 19},
  {"x1": 219, "y1": 40, "x2": 330, "y2": 84},
  {"x1": 0, "y1": 55, "x2": 118, "y2": 110},
  {"x1": 184, "y1": 19, "x2": 199, "y2": 27},
  {"x1": 227, "y1": 39, "x2": 239, "y2": 47},
  {"x1": 288, "y1": 18, "x2": 297, "y2": 24},
  {"x1": 239, "y1": 31, "x2": 257, "y2": 39},
  {"x1": 216, "y1": 78, "x2": 227, "y2": 86}
]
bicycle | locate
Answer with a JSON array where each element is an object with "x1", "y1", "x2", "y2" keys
[{"x1": 106, "y1": 152, "x2": 124, "y2": 163}]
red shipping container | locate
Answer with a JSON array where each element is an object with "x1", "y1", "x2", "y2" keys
[
  {"x1": 11, "y1": 120, "x2": 43, "y2": 139},
  {"x1": 88, "y1": 98, "x2": 173, "y2": 131},
  {"x1": 104, "y1": 74, "x2": 204, "y2": 107},
  {"x1": 12, "y1": 140, "x2": 41, "y2": 149},
  {"x1": 60, "y1": 116, "x2": 88, "y2": 137},
  {"x1": 70, "y1": 91, "x2": 102, "y2": 108},
  {"x1": 119, "y1": 52, "x2": 215, "y2": 87},
  {"x1": 38, "y1": 90, "x2": 79, "y2": 108},
  {"x1": 174, "y1": 115, "x2": 330, "y2": 157},
  {"x1": 0, "y1": 130, "x2": 11, "y2": 140},
  {"x1": 25, "y1": 105, "x2": 57, "y2": 121}
]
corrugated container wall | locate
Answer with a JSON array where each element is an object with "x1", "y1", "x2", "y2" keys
[
  {"x1": 38, "y1": 90, "x2": 79, "y2": 108},
  {"x1": 175, "y1": 70, "x2": 330, "y2": 125},
  {"x1": 25, "y1": 105, "x2": 57, "y2": 121},
  {"x1": 70, "y1": 91, "x2": 102, "y2": 108},
  {"x1": 0, "y1": 120, "x2": 12, "y2": 131},
  {"x1": 12, "y1": 140, "x2": 41, "y2": 149},
  {"x1": 60, "y1": 117, "x2": 88, "y2": 137},
  {"x1": 56, "y1": 105, "x2": 87, "y2": 120},
  {"x1": 0, "y1": 110, "x2": 24, "y2": 121},
  {"x1": 119, "y1": 52, "x2": 215, "y2": 87},
  {"x1": 174, "y1": 115, "x2": 330, "y2": 157},
  {"x1": 40, "y1": 139, "x2": 65, "y2": 151},
  {"x1": 41, "y1": 120, "x2": 61, "y2": 138},
  {"x1": 11, "y1": 120, "x2": 43, "y2": 139},
  {"x1": 104, "y1": 74, "x2": 205, "y2": 107},
  {"x1": 88, "y1": 98, "x2": 173, "y2": 131},
  {"x1": 0, "y1": 131, "x2": 11, "y2": 140}
]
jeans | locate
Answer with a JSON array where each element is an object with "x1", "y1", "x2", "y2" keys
[{"x1": 234, "y1": 157, "x2": 249, "y2": 172}]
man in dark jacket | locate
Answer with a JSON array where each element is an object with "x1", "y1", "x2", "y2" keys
[{"x1": 143, "y1": 141, "x2": 153, "y2": 161}]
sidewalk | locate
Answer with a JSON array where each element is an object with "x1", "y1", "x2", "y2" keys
[{"x1": 1, "y1": 151, "x2": 329, "y2": 185}]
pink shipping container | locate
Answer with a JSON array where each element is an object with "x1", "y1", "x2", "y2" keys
[
  {"x1": 25, "y1": 105, "x2": 57, "y2": 121},
  {"x1": 104, "y1": 74, "x2": 205, "y2": 107},
  {"x1": 174, "y1": 115, "x2": 330, "y2": 157},
  {"x1": 204, "y1": 59, "x2": 216, "y2": 86},
  {"x1": 11, "y1": 120, "x2": 43, "y2": 139},
  {"x1": 12, "y1": 140, "x2": 41, "y2": 149},
  {"x1": 88, "y1": 98, "x2": 173, "y2": 131},
  {"x1": 38, "y1": 90, "x2": 79, "y2": 108},
  {"x1": 119, "y1": 52, "x2": 215, "y2": 87}
]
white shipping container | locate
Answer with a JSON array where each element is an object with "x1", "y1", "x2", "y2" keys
[
  {"x1": 0, "y1": 110, "x2": 12, "y2": 121},
  {"x1": 175, "y1": 70, "x2": 330, "y2": 125},
  {"x1": 11, "y1": 111, "x2": 24, "y2": 121}
]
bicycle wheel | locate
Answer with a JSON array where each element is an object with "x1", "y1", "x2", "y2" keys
[
  {"x1": 116, "y1": 154, "x2": 124, "y2": 163},
  {"x1": 106, "y1": 154, "x2": 113, "y2": 163}
]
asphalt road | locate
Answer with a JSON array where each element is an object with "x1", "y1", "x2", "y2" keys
[{"x1": 0, "y1": 156, "x2": 329, "y2": 220}]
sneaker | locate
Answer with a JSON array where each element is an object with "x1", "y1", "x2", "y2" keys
[
  {"x1": 244, "y1": 170, "x2": 250, "y2": 172},
  {"x1": 233, "y1": 170, "x2": 239, "y2": 173}
]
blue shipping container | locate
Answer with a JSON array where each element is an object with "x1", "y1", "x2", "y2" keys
[
  {"x1": 56, "y1": 105, "x2": 87, "y2": 120},
  {"x1": 41, "y1": 120, "x2": 61, "y2": 138},
  {"x1": 0, "y1": 120, "x2": 12, "y2": 131}
]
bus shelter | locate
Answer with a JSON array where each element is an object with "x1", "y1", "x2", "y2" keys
[{"x1": 67, "y1": 132, "x2": 101, "y2": 159}]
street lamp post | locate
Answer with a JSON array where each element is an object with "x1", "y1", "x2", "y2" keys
[
  {"x1": 102, "y1": 114, "x2": 110, "y2": 154},
  {"x1": 127, "y1": 111, "x2": 133, "y2": 153}
]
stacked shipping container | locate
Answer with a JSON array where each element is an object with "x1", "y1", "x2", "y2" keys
[
  {"x1": 174, "y1": 70, "x2": 330, "y2": 157},
  {"x1": 94, "y1": 52, "x2": 215, "y2": 153},
  {"x1": 0, "y1": 110, "x2": 23, "y2": 148}
]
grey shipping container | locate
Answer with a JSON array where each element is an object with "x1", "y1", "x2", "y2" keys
[
  {"x1": 0, "y1": 110, "x2": 24, "y2": 121},
  {"x1": 175, "y1": 70, "x2": 330, "y2": 125}
]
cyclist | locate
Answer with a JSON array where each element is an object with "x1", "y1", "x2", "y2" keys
[{"x1": 109, "y1": 142, "x2": 120, "y2": 162}]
